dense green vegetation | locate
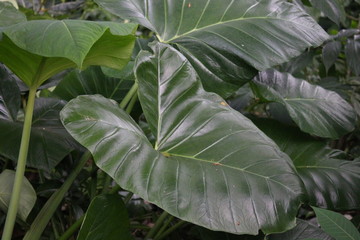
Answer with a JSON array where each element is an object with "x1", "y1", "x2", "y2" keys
[{"x1": 0, "y1": 0, "x2": 359, "y2": 239}]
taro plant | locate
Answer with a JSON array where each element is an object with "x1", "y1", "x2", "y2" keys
[{"x1": 1, "y1": 0, "x2": 360, "y2": 239}]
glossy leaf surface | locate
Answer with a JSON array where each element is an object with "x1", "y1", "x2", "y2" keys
[
  {"x1": 0, "y1": 2, "x2": 26, "y2": 27},
  {"x1": 345, "y1": 35, "x2": 360, "y2": 76},
  {"x1": 309, "y1": 0, "x2": 345, "y2": 25},
  {"x1": 61, "y1": 43, "x2": 304, "y2": 234},
  {"x1": 53, "y1": 66, "x2": 133, "y2": 102},
  {"x1": 313, "y1": 207, "x2": 360, "y2": 240},
  {"x1": 0, "y1": 21, "x2": 136, "y2": 87},
  {"x1": 95, "y1": 0, "x2": 328, "y2": 97},
  {"x1": 0, "y1": 98, "x2": 77, "y2": 170},
  {"x1": 252, "y1": 70, "x2": 356, "y2": 138},
  {"x1": 255, "y1": 119, "x2": 360, "y2": 210},
  {"x1": 77, "y1": 195, "x2": 133, "y2": 240},
  {"x1": 269, "y1": 219, "x2": 334, "y2": 240},
  {"x1": 0, "y1": 170, "x2": 36, "y2": 221}
]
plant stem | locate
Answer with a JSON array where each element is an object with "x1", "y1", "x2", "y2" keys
[
  {"x1": 153, "y1": 215, "x2": 174, "y2": 240},
  {"x1": 57, "y1": 215, "x2": 85, "y2": 240},
  {"x1": 126, "y1": 92, "x2": 138, "y2": 114},
  {"x1": 23, "y1": 151, "x2": 91, "y2": 240},
  {"x1": 1, "y1": 86, "x2": 37, "y2": 240},
  {"x1": 154, "y1": 221, "x2": 188, "y2": 240},
  {"x1": 119, "y1": 82, "x2": 138, "y2": 109},
  {"x1": 145, "y1": 211, "x2": 169, "y2": 240}
]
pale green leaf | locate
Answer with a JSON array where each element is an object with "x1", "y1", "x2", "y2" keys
[
  {"x1": 0, "y1": 170, "x2": 36, "y2": 221},
  {"x1": 313, "y1": 207, "x2": 360, "y2": 240}
]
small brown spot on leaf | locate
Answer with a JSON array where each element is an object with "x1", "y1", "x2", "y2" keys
[
  {"x1": 220, "y1": 101, "x2": 227, "y2": 106},
  {"x1": 236, "y1": 222, "x2": 240, "y2": 225},
  {"x1": 212, "y1": 162, "x2": 222, "y2": 166},
  {"x1": 188, "y1": 3, "x2": 191, "y2": 7}
]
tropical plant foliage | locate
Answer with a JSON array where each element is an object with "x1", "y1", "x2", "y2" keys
[{"x1": 0, "y1": 0, "x2": 359, "y2": 239}]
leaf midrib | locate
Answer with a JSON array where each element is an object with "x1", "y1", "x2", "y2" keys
[{"x1": 160, "y1": 16, "x2": 318, "y2": 43}]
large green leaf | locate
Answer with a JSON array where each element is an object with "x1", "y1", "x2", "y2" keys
[
  {"x1": 0, "y1": 20, "x2": 136, "y2": 87},
  {"x1": 95, "y1": 0, "x2": 328, "y2": 97},
  {"x1": 322, "y1": 41, "x2": 342, "y2": 73},
  {"x1": 0, "y1": 170, "x2": 36, "y2": 221},
  {"x1": 0, "y1": 98, "x2": 77, "y2": 171},
  {"x1": 251, "y1": 70, "x2": 356, "y2": 138},
  {"x1": 77, "y1": 194, "x2": 133, "y2": 240},
  {"x1": 269, "y1": 219, "x2": 334, "y2": 240},
  {"x1": 0, "y1": 2, "x2": 26, "y2": 27},
  {"x1": 309, "y1": 0, "x2": 346, "y2": 26},
  {"x1": 53, "y1": 66, "x2": 133, "y2": 102},
  {"x1": 0, "y1": 65, "x2": 20, "y2": 121},
  {"x1": 313, "y1": 207, "x2": 360, "y2": 240},
  {"x1": 254, "y1": 119, "x2": 360, "y2": 210},
  {"x1": 61, "y1": 43, "x2": 304, "y2": 235}
]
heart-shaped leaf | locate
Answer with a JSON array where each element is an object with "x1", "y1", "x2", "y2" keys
[
  {"x1": 313, "y1": 207, "x2": 360, "y2": 240},
  {"x1": 0, "y1": 170, "x2": 36, "y2": 221},
  {"x1": 0, "y1": 20, "x2": 136, "y2": 88},
  {"x1": 95, "y1": 0, "x2": 329, "y2": 97},
  {"x1": 254, "y1": 119, "x2": 360, "y2": 210},
  {"x1": 269, "y1": 219, "x2": 334, "y2": 240},
  {"x1": 251, "y1": 70, "x2": 356, "y2": 138},
  {"x1": 61, "y1": 43, "x2": 304, "y2": 234},
  {"x1": 53, "y1": 66, "x2": 133, "y2": 102},
  {"x1": 0, "y1": 2, "x2": 26, "y2": 27},
  {"x1": 77, "y1": 194, "x2": 133, "y2": 240},
  {"x1": 0, "y1": 98, "x2": 78, "y2": 170}
]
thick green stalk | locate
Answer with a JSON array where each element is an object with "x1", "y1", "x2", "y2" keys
[
  {"x1": 1, "y1": 86, "x2": 37, "y2": 240},
  {"x1": 57, "y1": 215, "x2": 85, "y2": 240},
  {"x1": 23, "y1": 151, "x2": 91, "y2": 240},
  {"x1": 155, "y1": 221, "x2": 188, "y2": 240},
  {"x1": 145, "y1": 211, "x2": 169, "y2": 240},
  {"x1": 119, "y1": 82, "x2": 138, "y2": 109}
]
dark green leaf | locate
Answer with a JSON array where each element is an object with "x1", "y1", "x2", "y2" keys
[
  {"x1": 95, "y1": 0, "x2": 329, "y2": 97},
  {"x1": 53, "y1": 66, "x2": 133, "y2": 102},
  {"x1": 281, "y1": 50, "x2": 316, "y2": 75},
  {"x1": 309, "y1": 0, "x2": 346, "y2": 25},
  {"x1": 77, "y1": 195, "x2": 133, "y2": 240},
  {"x1": 191, "y1": 226, "x2": 264, "y2": 240},
  {"x1": 0, "y1": 170, "x2": 36, "y2": 221},
  {"x1": 312, "y1": 207, "x2": 360, "y2": 240},
  {"x1": 345, "y1": 35, "x2": 360, "y2": 76},
  {"x1": 0, "y1": 20, "x2": 136, "y2": 87},
  {"x1": 0, "y1": 65, "x2": 20, "y2": 121},
  {"x1": 255, "y1": 119, "x2": 360, "y2": 210},
  {"x1": 0, "y1": 98, "x2": 77, "y2": 170},
  {"x1": 268, "y1": 219, "x2": 334, "y2": 240},
  {"x1": 251, "y1": 70, "x2": 356, "y2": 138},
  {"x1": 323, "y1": 41, "x2": 342, "y2": 73},
  {"x1": 61, "y1": 43, "x2": 304, "y2": 234},
  {"x1": 0, "y1": 2, "x2": 26, "y2": 27}
]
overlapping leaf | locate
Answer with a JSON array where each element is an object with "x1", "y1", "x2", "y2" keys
[
  {"x1": 0, "y1": 65, "x2": 20, "y2": 121},
  {"x1": 251, "y1": 70, "x2": 356, "y2": 138},
  {"x1": 269, "y1": 219, "x2": 334, "y2": 240},
  {"x1": 0, "y1": 170, "x2": 36, "y2": 221},
  {"x1": 0, "y1": 98, "x2": 78, "y2": 170},
  {"x1": 61, "y1": 43, "x2": 304, "y2": 234},
  {"x1": 345, "y1": 34, "x2": 360, "y2": 76},
  {"x1": 0, "y1": 2, "x2": 26, "y2": 27},
  {"x1": 309, "y1": 0, "x2": 346, "y2": 26},
  {"x1": 0, "y1": 20, "x2": 136, "y2": 87},
  {"x1": 255, "y1": 119, "x2": 360, "y2": 210},
  {"x1": 95, "y1": 0, "x2": 328, "y2": 97},
  {"x1": 53, "y1": 66, "x2": 133, "y2": 102},
  {"x1": 77, "y1": 195, "x2": 133, "y2": 240}
]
